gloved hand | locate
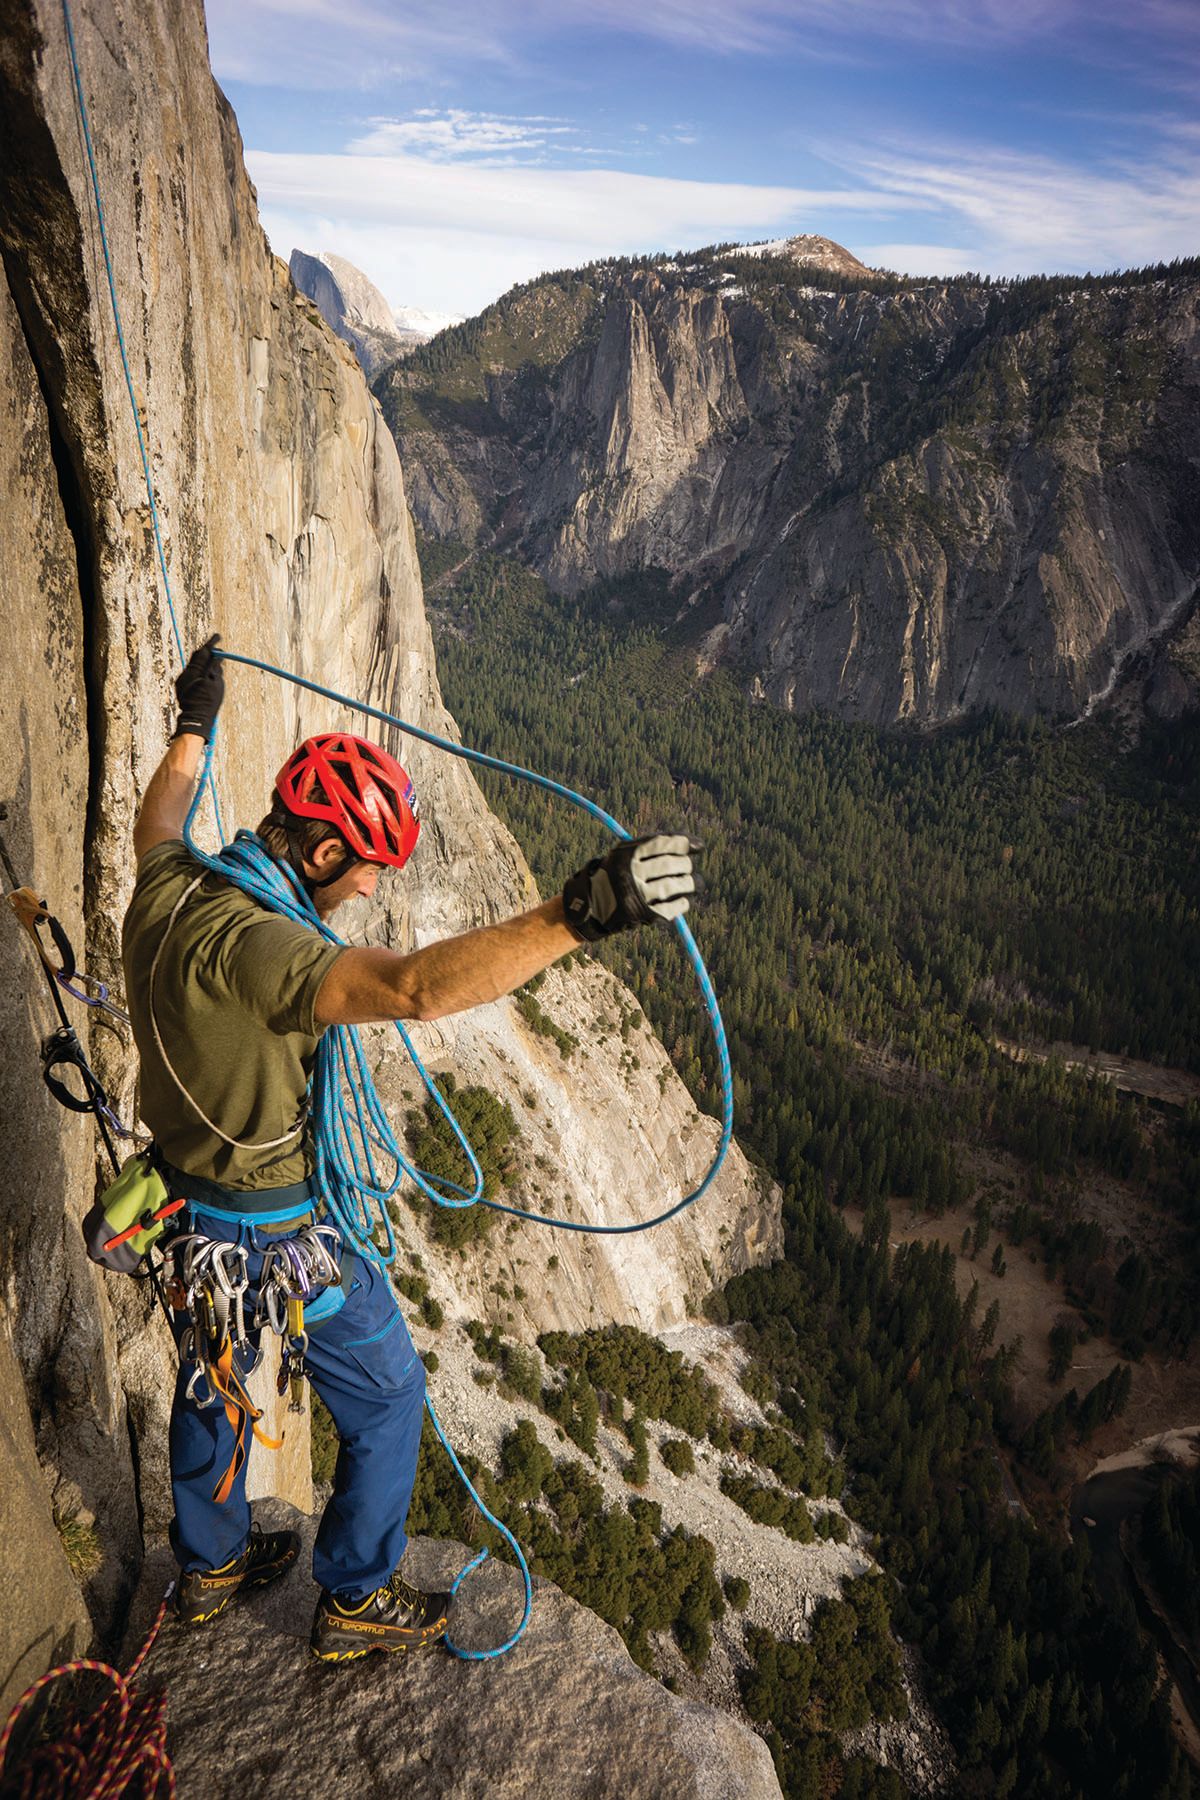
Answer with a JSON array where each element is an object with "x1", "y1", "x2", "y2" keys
[
  {"x1": 562, "y1": 834, "x2": 697, "y2": 942},
  {"x1": 173, "y1": 634, "x2": 224, "y2": 741}
]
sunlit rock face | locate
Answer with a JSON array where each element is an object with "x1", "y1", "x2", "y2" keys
[{"x1": 381, "y1": 252, "x2": 1200, "y2": 728}]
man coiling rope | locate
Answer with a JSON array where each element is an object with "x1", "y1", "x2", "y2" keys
[{"x1": 102, "y1": 637, "x2": 699, "y2": 1665}]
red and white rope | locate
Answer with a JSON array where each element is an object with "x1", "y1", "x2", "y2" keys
[{"x1": 0, "y1": 1585, "x2": 175, "y2": 1799}]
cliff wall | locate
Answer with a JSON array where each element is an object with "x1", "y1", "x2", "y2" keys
[
  {"x1": 0, "y1": 0, "x2": 777, "y2": 1721},
  {"x1": 381, "y1": 259, "x2": 1200, "y2": 728}
]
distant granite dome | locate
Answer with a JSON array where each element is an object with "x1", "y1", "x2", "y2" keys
[
  {"x1": 289, "y1": 248, "x2": 430, "y2": 377},
  {"x1": 313, "y1": 249, "x2": 397, "y2": 333},
  {"x1": 730, "y1": 234, "x2": 873, "y2": 276}
]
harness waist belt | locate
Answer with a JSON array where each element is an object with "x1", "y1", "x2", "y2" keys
[{"x1": 158, "y1": 1157, "x2": 319, "y2": 1222}]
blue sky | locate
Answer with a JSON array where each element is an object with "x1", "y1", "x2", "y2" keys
[{"x1": 206, "y1": 0, "x2": 1200, "y2": 320}]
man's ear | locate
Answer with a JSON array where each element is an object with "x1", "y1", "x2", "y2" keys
[{"x1": 308, "y1": 835, "x2": 348, "y2": 874}]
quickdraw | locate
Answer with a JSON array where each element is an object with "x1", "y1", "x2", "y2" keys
[
  {"x1": 260, "y1": 1225, "x2": 341, "y2": 1412},
  {"x1": 9, "y1": 884, "x2": 130, "y2": 1026},
  {"x1": 1, "y1": 805, "x2": 134, "y2": 1175},
  {"x1": 164, "y1": 1221, "x2": 343, "y2": 1498}
]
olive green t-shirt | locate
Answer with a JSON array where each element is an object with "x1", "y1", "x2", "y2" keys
[{"x1": 121, "y1": 840, "x2": 347, "y2": 1190}]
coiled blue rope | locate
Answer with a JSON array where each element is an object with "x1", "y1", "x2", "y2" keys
[
  {"x1": 207, "y1": 650, "x2": 735, "y2": 1236},
  {"x1": 61, "y1": 0, "x2": 732, "y2": 1660}
]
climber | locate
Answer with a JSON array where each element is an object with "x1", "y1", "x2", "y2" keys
[{"x1": 118, "y1": 636, "x2": 696, "y2": 1662}]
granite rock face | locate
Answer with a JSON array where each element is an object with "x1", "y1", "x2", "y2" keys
[
  {"x1": 380, "y1": 255, "x2": 1200, "y2": 728},
  {"x1": 0, "y1": 1314, "x2": 93, "y2": 1706},
  {"x1": 0, "y1": 0, "x2": 777, "y2": 1726},
  {"x1": 122, "y1": 1513, "x2": 783, "y2": 1800}
]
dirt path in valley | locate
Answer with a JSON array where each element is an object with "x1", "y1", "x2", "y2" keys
[{"x1": 992, "y1": 1037, "x2": 1200, "y2": 1109}]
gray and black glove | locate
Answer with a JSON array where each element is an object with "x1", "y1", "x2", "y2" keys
[
  {"x1": 173, "y1": 633, "x2": 224, "y2": 741},
  {"x1": 562, "y1": 834, "x2": 697, "y2": 942}
]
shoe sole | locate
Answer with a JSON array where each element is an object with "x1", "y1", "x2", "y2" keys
[{"x1": 310, "y1": 1620, "x2": 447, "y2": 1662}]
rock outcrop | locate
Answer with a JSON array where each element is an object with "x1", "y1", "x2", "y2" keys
[
  {"x1": 0, "y1": 0, "x2": 777, "y2": 1729},
  {"x1": 729, "y1": 234, "x2": 874, "y2": 277},
  {"x1": 289, "y1": 248, "x2": 427, "y2": 377},
  {"x1": 122, "y1": 1512, "x2": 783, "y2": 1799},
  {"x1": 380, "y1": 250, "x2": 1200, "y2": 728}
]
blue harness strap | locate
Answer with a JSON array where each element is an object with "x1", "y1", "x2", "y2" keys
[{"x1": 159, "y1": 1158, "x2": 318, "y2": 1221}]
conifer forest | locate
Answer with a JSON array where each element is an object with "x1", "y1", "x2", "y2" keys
[{"x1": 395, "y1": 541, "x2": 1200, "y2": 1798}]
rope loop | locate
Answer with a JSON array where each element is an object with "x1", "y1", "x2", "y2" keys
[{"x1": 0, "y1": 1584, "x2": 175, "y2": 1798}]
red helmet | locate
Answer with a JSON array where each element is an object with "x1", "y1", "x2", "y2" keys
[{"x1": 274, "y1": 733, "x2": 420, "y2": 870}]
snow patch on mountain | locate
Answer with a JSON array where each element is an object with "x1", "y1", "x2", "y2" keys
[
  {"x1": 730, "y1": 234, "x2": 872, "y2": 276},
  {"x1": 394, "y1": 304, "x2": 464, "y2": 340}
]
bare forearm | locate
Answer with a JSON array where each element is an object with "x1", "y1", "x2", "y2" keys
[
  {"x1": 133, "y1": 734, "x2": 204, "y2": 861},
  {"x1": 315, "y1": 899, "x2": 580, "y2": 1026}
]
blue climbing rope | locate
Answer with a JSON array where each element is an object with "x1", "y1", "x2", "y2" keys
[
  {"x1": 59, "y1": 0, "x2": 733, "y2": 1661},
  {"x1": 60, "y1": 0, "x2": 224, "y2": 843},
  {"x1": 206, "y1": 651, "x2": 735, "y2": 1234}
]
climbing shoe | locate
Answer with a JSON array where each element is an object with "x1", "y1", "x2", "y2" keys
[
  {"x1": 174, "y1": 1526, "x2": 300, "y2": 1626},
  {"x1": 310, "y1": 1571, "x2": 450, "y2": 1663}
]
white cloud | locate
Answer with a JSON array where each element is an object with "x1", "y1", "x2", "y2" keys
[
  {"x1": 840, "y1": 137, "x2": 1200, "y2": 275},
  {"x1": 350, "y1": 110, "x2": 577, "y2": 161},
  {"x1": 250, "y1": 149, "x2": 899, "y2": 312}
]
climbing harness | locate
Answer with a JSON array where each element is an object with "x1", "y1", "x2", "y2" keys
[
  {"x1": 0, "y1": 1581, "x2": 175, "y2": 1799},
  {"x1": 58, "y1": 0, "x2": 734, "y2": 1663}
]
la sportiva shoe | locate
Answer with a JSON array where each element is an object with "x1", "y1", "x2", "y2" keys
[
  {"x1": 310, "y1": 1570, "x2": 450, "y2": 1662},
  {"x1": 174, "y1": 1525, "x2": 300, "y2": 1626}
]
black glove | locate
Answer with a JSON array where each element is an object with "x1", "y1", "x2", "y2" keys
[
  {"x1": 562, "y1": 834, "x2": 697, "y2": 942},
  {"x1": 173, "y1": 634, "x2": 224, "y2": 741}
]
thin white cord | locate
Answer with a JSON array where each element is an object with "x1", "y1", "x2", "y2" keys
[{"x1": 147, "y1": 875, "x2": 306, "y2": 1150}]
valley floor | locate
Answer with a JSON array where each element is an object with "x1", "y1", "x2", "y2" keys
[{"x1": 845, "y1": 1144, "x2": 1200, "y2": 1481}]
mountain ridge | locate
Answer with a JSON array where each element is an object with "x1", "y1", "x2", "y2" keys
[{"x1": 376, "y1": 247, "x2": 1200, "y2": 729}]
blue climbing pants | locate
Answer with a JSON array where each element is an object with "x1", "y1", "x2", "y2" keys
[{"x1": 168, "y1": 1243, "x2": 425, "y2": 1601}]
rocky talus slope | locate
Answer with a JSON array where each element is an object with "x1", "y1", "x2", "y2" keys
[
  {"x1": 407, "y1": 1317, "x2": 957, "y2": 1794},
  {"x1": 0, "y1": 0, "x2": 777, "y2": 1765},
  {"x1": 379, "y1": 247, "x2": 1200, "y2": 728}
]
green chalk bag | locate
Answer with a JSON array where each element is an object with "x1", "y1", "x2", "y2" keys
[{"x1": 83, "y1": 1152, "x2": 182, "y2": 1274}]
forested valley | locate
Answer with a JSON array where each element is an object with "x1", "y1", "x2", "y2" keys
[{"x1": 400, "y1": 543, "x2": 1200, "y2": 1796}]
